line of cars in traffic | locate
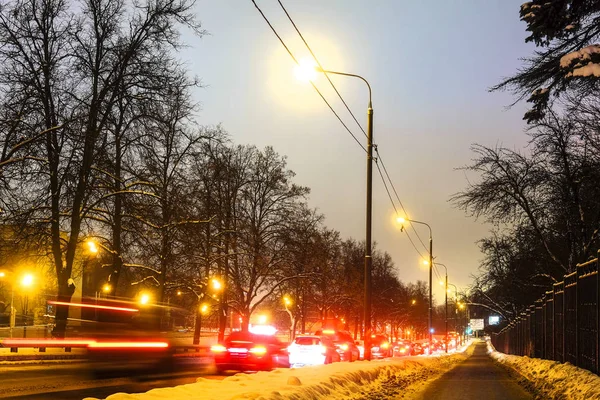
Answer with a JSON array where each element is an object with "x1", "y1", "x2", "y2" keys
[
  {"x1": 211, "y1": 329, "x2": 362, "y2": 373},
  {"x1": 211, "y1": 330, "x2": 438, "y2": 373}
]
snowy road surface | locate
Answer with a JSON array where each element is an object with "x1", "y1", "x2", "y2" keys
[{"x1": 411, "y1": 341, "x2": 532, "y2": 399}]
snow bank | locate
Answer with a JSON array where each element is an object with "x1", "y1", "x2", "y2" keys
[
  {"x1": 85, "y1": 350, "x2": 471, "y2": 400},
  {"x1": 488, "y1": 342, "x2": 600, "y2": 400}
]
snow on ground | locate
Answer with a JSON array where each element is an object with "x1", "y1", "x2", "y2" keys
[
  {"x1": 85, "y1": 346, "x2": 473, "y2": 400},
  {"x1": 488, "y1": 341, "x2": 600, "y2": 400}
]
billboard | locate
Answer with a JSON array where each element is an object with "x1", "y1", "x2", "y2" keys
[
  {"x1": 489, "y1": 315, "x2": 500, "y2": 325},
  {"x1": 470, "y1": 318, "x2": 484, "y2": 330}
]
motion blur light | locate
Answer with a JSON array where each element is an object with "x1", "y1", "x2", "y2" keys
[{"x1": 211, "y1": 344, "x2": 227, "y2": 353}]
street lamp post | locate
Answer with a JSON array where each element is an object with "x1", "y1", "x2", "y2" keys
[
  {"x1": 21, "y1": 274, "x2": 34, "y2": 338},
  {"x1": 283, "y1": 295, "x2": 294, "y2": 341},
  {"x1": 397, "y1": 217, "x2": 433, "y2": 354},
  {"x1": 309, "y1": 66, "x2": 374, "y2": 360},
  {"x1": 447, "y1": 283, "x2": 459, "y2": 343},
  {"x1": 435, "y1": 263, "x2": 448, "y2": 353}
]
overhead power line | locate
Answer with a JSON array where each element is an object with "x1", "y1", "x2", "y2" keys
[{"x1": 251, "y1": 0, "x2": 434, "y2": 264}]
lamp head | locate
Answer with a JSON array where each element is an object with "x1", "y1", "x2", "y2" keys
[
  {"x1": 294, "y1": 58, "x2": 319, "y2": 82},
  {"x1": 396, "y1": 217, "x2": 406, "y2": 231}
]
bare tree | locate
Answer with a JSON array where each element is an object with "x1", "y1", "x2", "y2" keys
[{"x1": 0, "y1": 0, "x2": 204, "y2": 337}]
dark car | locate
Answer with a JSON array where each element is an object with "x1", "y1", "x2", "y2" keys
[
  {"x1": 211, "y1": 332, "x2": 289, "y2": 373},
  {"x1": 316, "y1": 329, "x2": 360, "y2": 362},
  {"x1": 370, "y1": 334, "x2": 391, "y2": 358}
]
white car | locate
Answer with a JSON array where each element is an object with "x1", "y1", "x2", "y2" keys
[{"x1": 288, "y1": 335, "x2": 341, "y2": 367}]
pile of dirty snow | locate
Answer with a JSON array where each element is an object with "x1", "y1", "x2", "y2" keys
[
  {"x1": 85, "y1": 350, "x2": 471, "y2": 400},
  {"x1": 488, "y1": 342, "x2": 600, "y2": 400}
]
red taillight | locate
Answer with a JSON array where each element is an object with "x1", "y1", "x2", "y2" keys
[
  {"x1": 211, "y1": 344, "x2": 227, "y2": 353},
  {"x1": 340, "y1": 343, "x2": 349, "y2": 351},
  {"x1": 249, "y1": 346, "x2": 267, "y2": 355},
  {"x1": 381, "y1": 342, "x2": 389, "y2": 349}
]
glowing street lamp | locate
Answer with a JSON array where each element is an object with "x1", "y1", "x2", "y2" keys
[
  {"x1": 86, "y1": 239, "x2": 99, "y2": 255},
  {"x1": 294, "y1": 58, "x2": 318, "y2": 82},
  {"x1": 20, "y1": 273, "x2": 34, "y2": 338},
  {"x1": 102, "y1": 284, "x2": 111, "y2": 293},
  {"x1": 298, "y1": 62, "x2": 374, "y2": 359},
  {"x1": 139, "y1": 293, "x2": 150, "y2": 305},
  {"x1": 200, "y1": 303, "x2": 209, "y2": 315},
  {"x1": 258, "y1": 314, "x2": 268, "y2": 325},
  {"x1": 397, "y1": 216, "x2": 433, "y2": 353},
  {"x1": 434, "y1": 262, "x2": 449, "y2": 353},
  {"x1": 21, "y1": 274, "x2": 33, "y2": 287},
  {"x1": 211, "y1": 278, "x2": 222, "y2": 291}
]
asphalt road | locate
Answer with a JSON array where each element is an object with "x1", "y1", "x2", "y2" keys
[
  {"x1": 413, "y1": 342, "x2": 532, "y2": 400},
  {"x1": 0, "y1": 358, "x2": 219, "y2": 400}
]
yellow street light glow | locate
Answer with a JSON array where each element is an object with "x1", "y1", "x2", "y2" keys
[
  {"x1": 294, "y1": 58, "x2": 318, "y2": 82},
  {"x1": 139, "y1": 293, "x2": 150, "y2": 305},
  {"x1": 177, "y1": 290, "x2": 182, "y2": 296},
  {"x1": 200, "y1": 303, "x2": 209, "y2": 314},
  {"x1": 86, "y1": 240, "x2": 99, "y2": 254},
  {"x1": 211, "y1": 278, "x2": 222, "y2": 291},
  {"x1": 21, "y1": 274, "x2": 34, "y2": 287},
  {"x1": 258, "y1": 314, "x2": 268, "y2": 325},
  {"x1": 0, "y1": 272, "x2": 5, "y2": 278},
  {"x1": 422, "y1": 259, "x2": 430, "y2": 266},
  {"x1": 439, "y1": 281, "x2": 444, "y2": 286},
  {"x1": 411, "y1": 299, "x2": 416, "y2": 305},
  {"x1": 283, "y1": 296, "x2": 292, "y2": 306},
  {"x1": 396, "y1": 217, "x2": 406, "y2": 224},
  {"x1": 102, "y1": 284, "x2": 111, "y2": 293}
]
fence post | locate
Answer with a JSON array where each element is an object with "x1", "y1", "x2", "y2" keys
[{"x1": 544, "y1": 290, "x2": 554, "y2": 360}]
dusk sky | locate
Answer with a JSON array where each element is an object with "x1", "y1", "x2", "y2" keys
[{"x1": 180, "y1": 0, "x2": 535, "y2": 303}]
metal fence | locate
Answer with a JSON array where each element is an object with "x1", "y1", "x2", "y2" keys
[{"x1": 492, "y1": 255, "x2": 599, "y2": 375}]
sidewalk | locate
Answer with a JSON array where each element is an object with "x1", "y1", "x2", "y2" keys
[{"x1": 410, "y1": 341, "x2": 532, "y2": 400}]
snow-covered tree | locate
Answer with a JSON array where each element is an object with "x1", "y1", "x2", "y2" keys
[{"x1": 494, "y1": 1, "x2": 600, "y2": 122}]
